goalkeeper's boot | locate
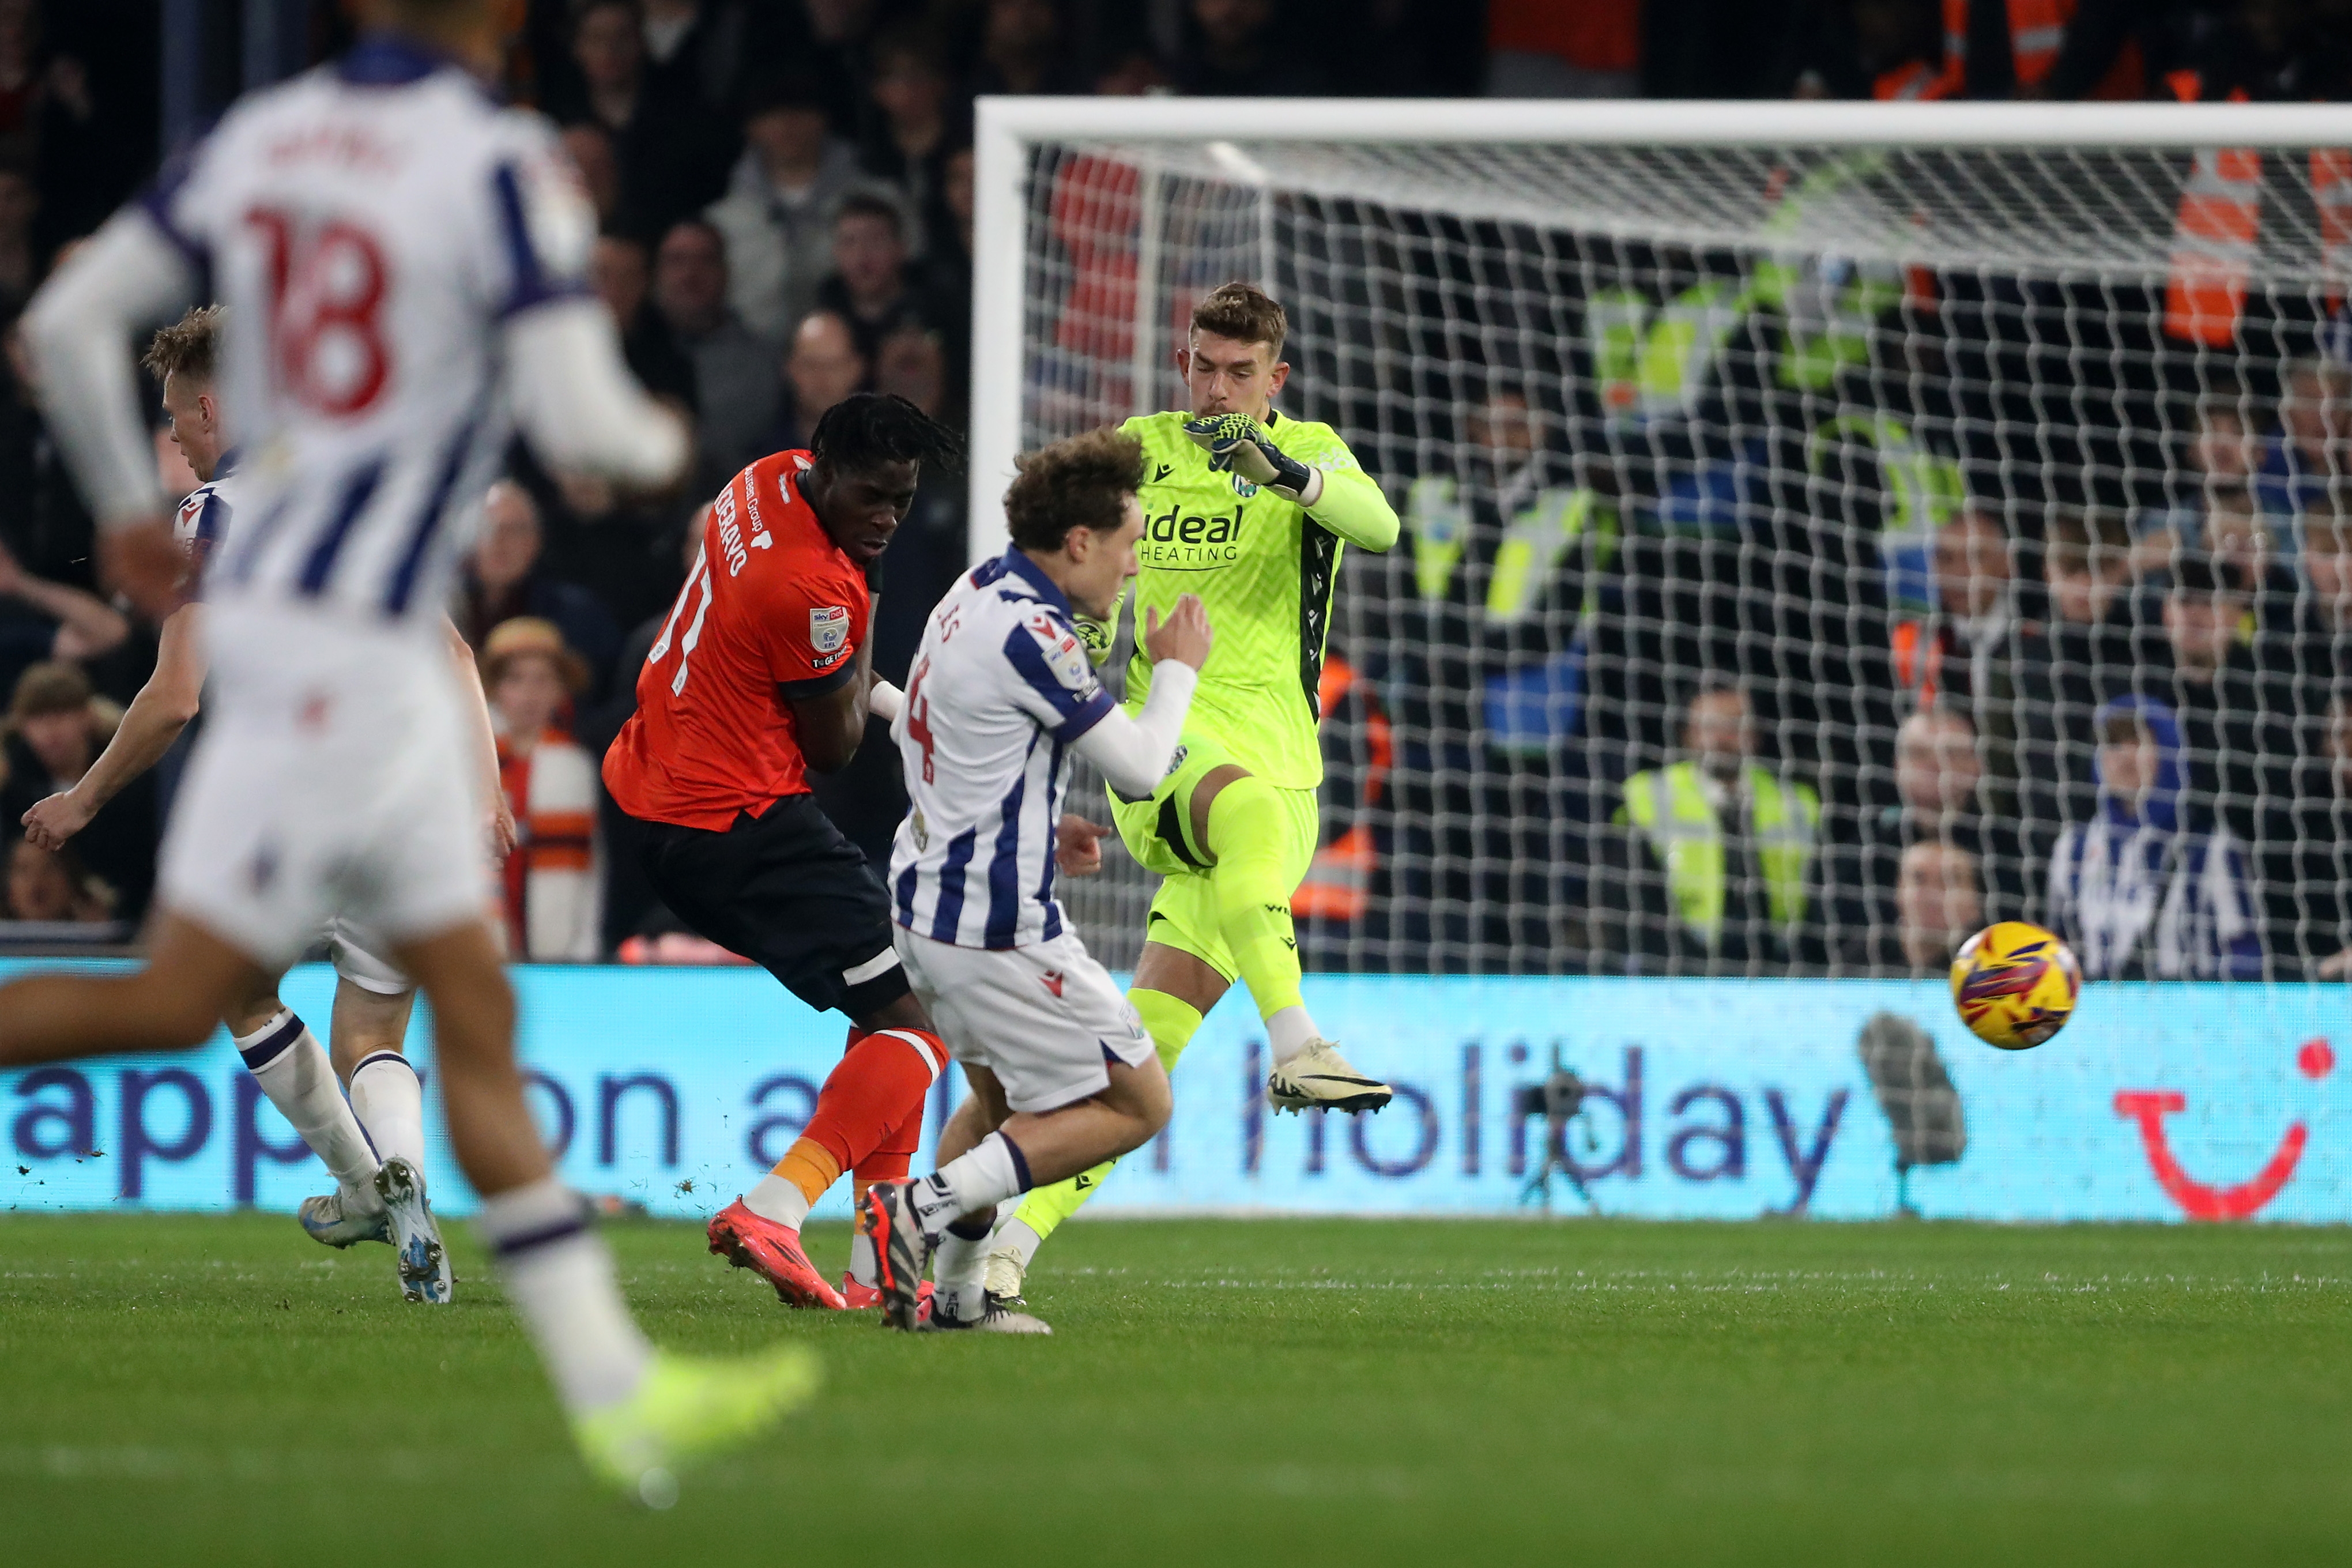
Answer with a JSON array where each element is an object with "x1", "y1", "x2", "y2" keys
[
  {"x1": 374, "y1": 1156, "x2": 453, "y2": 1305},
  {"x1": 857, "y1": 1181, "x2": 933, "y2": 1333},
  {"x1": 707, "y1": 1199, "x2": 846, "y2": 1311},
  {"x1": 299, "y1": 1186, "x2": 390, "y2": 1248},
  {"x1": 925, "y1": 1294, "x2": 1053, "y2": 1336},
  {"x1": 982, "y1": 1246, "x2": 1030, "y2": 1309},
  {"x1": 573, "y1": 1345, "x2": 821, "y2": 1509},
  {"x1": 1267, "y1": 1039, "x2": 1393, "y2": 1115}
]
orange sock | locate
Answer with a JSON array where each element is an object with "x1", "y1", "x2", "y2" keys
[
  {"x1": 852, "y1": 1100, "x2": 925, "y2": 1205},
  {"x1": 775, "y1": 1138, "x2": 842, "y2": 1208},
  {"x1": 800, "y1": 1025, "x2": 943, "y2": 1183}
]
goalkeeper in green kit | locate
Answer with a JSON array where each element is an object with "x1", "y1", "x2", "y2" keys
[{"x1": 987, "y1": 282, "x2": 1400, "y2": 1302}]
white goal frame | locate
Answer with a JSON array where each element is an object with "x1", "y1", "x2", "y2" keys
[{"x1": 967, "y1": 96, "x2": 2352, "y2": 564}]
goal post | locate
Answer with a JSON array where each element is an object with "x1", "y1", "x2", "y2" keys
[{"x1": 971, "y1": 96, "x2": 2352, "y2": 981}]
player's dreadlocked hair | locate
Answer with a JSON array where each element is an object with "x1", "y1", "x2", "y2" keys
[
  {"x1": 809, "y1": 391, "x2": 963, "y2": 477},
  {"x1": 142, "y1": 304, "x2": 223, "y2": 386},
  {"x1": 1004, "y1": 428, "x2": 1144, "y2": 552}
]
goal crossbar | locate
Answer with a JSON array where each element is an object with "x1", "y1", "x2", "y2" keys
[{"x1": 968, "y1": 96, "x2": 2352, "y2": 556}]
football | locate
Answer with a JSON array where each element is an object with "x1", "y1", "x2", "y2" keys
[{"x1": 1950, "y1": 921, "x2": 2082, "y2": 1050}]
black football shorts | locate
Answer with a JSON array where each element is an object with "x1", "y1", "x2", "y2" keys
[{"x1": 634, "y1": 793, "x2": 911, "y2": 1018}]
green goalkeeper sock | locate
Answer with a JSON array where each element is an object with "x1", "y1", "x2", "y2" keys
[
  {"x1": 1003, "y1": 989, "x2": 1203, "y2": 1254},
  {"x1": 1203, "y1": 774, "x2": 1310, "y2": 1027}
]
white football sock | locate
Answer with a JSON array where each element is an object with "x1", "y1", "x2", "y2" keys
[
  {"x1": 348, "y1": 1050, "x2": 427, "y2": 1176},
  {"x1": 932, "y1": 1226, "x2": 990, "y2": 1324},
  {"x1": 911, "y1": 1133, "x2": 1030, "y2": 1235},
  {"x1": 847, "y1": 1227, "x2": 877, "y2": 1288},
  {"x1": 744, "y1": 1172, "x2": 812, "y2": 1229},
  {"x1": 1266, "y1": 1007, "x2": 1320, "y2": 1064},
  {"x1": 477, "y1": 1177, "x2": 653, "y2": 1415},
  {"x1": 236, "y1": 1010, "x2": 381, "y2": 1208}
]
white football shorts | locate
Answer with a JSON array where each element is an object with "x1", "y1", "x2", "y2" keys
[
  {"x1": 892, "y1": 926, "x2": 1152, "y2": 1114},
  {"x1": 160, "y1": 603, "x2": 488, "y2": 975},
  {"x1": 326, "y1": 915, "x2": 412, "y2": 996}
]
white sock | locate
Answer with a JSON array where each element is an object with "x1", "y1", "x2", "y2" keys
[
  {"x1": 847, "y1": 1228, "x2": 877, "y2": 1288},
  {"x1": 993, "y1": 1216, "x2": 1045, "y2": 1269},
  {"x1": 477, "y1": 1178, "x2": 653, "y2": 1415},
  {"x1": 911, "y1": 1132, "x2": 1030, "y2": 1235},
  {"x1": 932, "y1": 1226, "x2": 991, "y2": 1323},
  {"x1": 744, "y1": 1172, "x2": 812, "y2": 1229},
  {"x1": 348, "y1": 1050, "x2": 427, "y2": 1176},
  {"x1": 236, "y1": 1010, "x2": 381, "y2": 1207},
  {"x1": 1266, "y1": 1006, "x2": 1320, "y2": 1064}
]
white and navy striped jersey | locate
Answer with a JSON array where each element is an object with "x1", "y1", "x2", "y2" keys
[
  {"x1": 171, "y1": 454, "x2": 238, "y2": 569},
  {"x1": 889, "y1": 551, "x2": 1117, "y2": 950},
  {"x1": 140, "y1": 35, "x2": 593, "y2": 634}
]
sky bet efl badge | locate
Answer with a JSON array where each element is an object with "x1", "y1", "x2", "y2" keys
[{"x1": 809, "y1": 604, "x2": 850, "y2": 662}]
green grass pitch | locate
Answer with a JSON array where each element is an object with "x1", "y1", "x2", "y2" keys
[{"x1": 3, "y1": 1213, "x2": 2350, "y2": 1565}]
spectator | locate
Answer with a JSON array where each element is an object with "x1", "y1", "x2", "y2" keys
[
  {"x1": 2046, "y1": 696, "x2": 2263, "y2": 981},
  {"x1": 705, "y1": 73, "x2": 866, "y2": 343},
  {"x1": 2015, "y1": 505, "x2": 2135, "y2": 824},
  {"x1": 813, "y1": 191, "x2": 954, "y2": 373},
  {"x1": 1178, "y1": 0, "x2": 1331, "y2": 97},
  {"x1": 1845, "y1": 706, "x2": 2025, "y2": 967},
  {"x1": 1171, "y1": 0, "x2": 1326, "y2": 97},
  {"x1": 1895, "y1": 506, "x2": 2020, "y2": 799},
  {"x1": 876, "y1": 323, "x2": 952, "y2": 428},
  {"x1": 483, "y1": 619, "x2": 604, "y2": 962},
  {"x1": 967, "y1": 0, "x2": 1085, "y2": 98},
  {"x1": 560, "y1": 121, "x2": 627, "y2": 233},
  {"x1": 3, "y1": 834, "x2": 112, "y2": 925},
  {"x1": 2133, "y1": 552, "x2": 2297, "y2": 840},
  {"x1": 454, "y1": 481, "x2": 624, "y2": 701},
  {"x1": 553, "y1": 0, "x2": 728, "y2": 239},
  {"x1": 859, "y1": 28, "x2": 957, "y2": 262},
  {"x1": 638, "y1": 0, "x2": 748, "y2": 120},
  {"x1": 2256, "y1": 355, "x2": 2351, "y2": 540},
  {"x1": 1894, "y1": 839, "x2": 1982, "y2": 975},
  {"x1": 1604, "y1": 681, "x2": 1822, "y2": 971},
  {"x1": 0, "y1": 661, "x2": 150, "y2": 918},
  {"x1": 587, "y1": 229, "x2": 697, "y2": 409},
  {"x1": 776, "y1": 309, "x2": 868, "y2": 451},
  {"x1": 2134, "y1": 380, "x2": 2259, "y2": 576},
  {"x1": 0, "y1": 534, "x2": 128, "y2": 706},
  {"x1": 929, "y1": 142, "x2": 976, "y2": 305},
  {"x1": 800, "y1": 0, "x2": 889, "y2": 142},
  {"x1": 2272, "y1": 687, "x2": 2352, "y2": 979},
  {"x1": 1784, "y1": 0, "x2": 1943, "y2": 99},
  {"x1": 2294, "y1": 504, "x2": 2352, "y2": 693},
  {"x1": 653, "y1": 218, "x2": 782, "y2": 499}
]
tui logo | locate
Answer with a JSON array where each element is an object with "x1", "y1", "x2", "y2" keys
[{"x1": 2113, "y1": 1038, "x2": 2334, "y2": 1219}]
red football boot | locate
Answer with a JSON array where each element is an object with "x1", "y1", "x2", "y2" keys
[
  {"x1": 842, "y1": 1271, "x2": 934, "y2": 1324},
  {"x1": 707, "y1": 1198, "x2": 846, "y2": 1310}
]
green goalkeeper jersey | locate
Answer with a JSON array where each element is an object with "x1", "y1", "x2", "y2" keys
[{"x1": 1115, "y1": 408, "x2": 1399, "y2": 789}]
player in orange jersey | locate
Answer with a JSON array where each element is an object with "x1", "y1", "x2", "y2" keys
[{"x1": 605, "y1": 392, "x2": 962, "y2": 1311}]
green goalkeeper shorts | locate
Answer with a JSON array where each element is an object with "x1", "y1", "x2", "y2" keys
[{"x1": 1106, "y1": 729, "x2": 1321, "y2": 984}]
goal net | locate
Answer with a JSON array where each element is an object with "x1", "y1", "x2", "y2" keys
[{"x1": 973, "y1": 101, "x2": 2352, "y2": 985}]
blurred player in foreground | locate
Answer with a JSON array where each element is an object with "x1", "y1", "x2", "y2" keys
[
  {"x1": 604, "y1": 392, "x2": 963, "y2": 1314},
  {"x1": 22, "y1": 304, "x2": 517, "y2": 1305},
  {"x1": 861, "y1": 428, "x2": 1207, "y2": 1333},
  {"x1": 0, "y1": 0, "x2": 813, "y2": 1503},
  {"x1": 987, "y1": 282, "x2": 1401, "y2": 1303}
]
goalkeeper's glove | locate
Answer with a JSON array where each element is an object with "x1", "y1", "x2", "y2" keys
[{"x1": 1183, "y1": 413, "x2": 1324, "y2": 506}]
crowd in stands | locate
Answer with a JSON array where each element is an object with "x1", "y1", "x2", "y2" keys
[{"x1": 0, "y1": 1, "x2": 2342, "y2": 982}]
